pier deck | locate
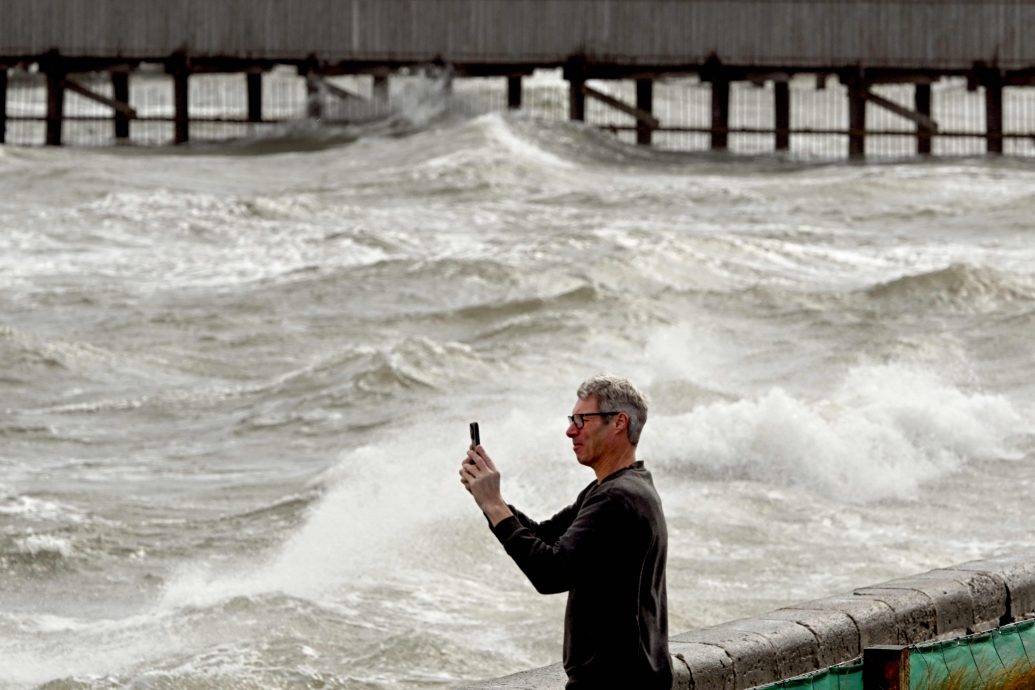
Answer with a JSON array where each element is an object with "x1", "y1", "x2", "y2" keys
[{"x1": 3, "y1": 0, "x2": 1035, "y2": 156}]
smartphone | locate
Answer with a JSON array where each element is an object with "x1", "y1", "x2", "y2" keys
[{"x1": 469, "y1": 422, "x2": 480, "y2": 448}]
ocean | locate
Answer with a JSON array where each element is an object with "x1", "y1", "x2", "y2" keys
[{"x1": 2, "y1": 76, "x2": 1035, "y2": 689}]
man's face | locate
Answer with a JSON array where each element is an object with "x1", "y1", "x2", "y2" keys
[{"x1": 567, "y1": 395, "x2": 613, "y2": 467}]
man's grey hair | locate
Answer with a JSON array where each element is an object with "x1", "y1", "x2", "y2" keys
[{"x1": 577, "y1": 375, "x2": 649, "y2": 445}]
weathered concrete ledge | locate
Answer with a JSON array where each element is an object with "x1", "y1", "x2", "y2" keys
[{"x1": 460, "y1": 551, "x2": 1035, "y2": 689}]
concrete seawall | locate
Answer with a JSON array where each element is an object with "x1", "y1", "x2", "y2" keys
[{"x1": 462, "y1": 551, "x2": 1035, "y2": 689}]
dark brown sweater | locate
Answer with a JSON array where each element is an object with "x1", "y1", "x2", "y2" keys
[{"x1": 491, "y1": 461, "x2": 672, "y2": 690}]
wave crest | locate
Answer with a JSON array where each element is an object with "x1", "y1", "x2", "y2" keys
[
  {"x1": 866, "y1": 263, "x2": 1035, "y2": 311},
  {"x1": 645, "y1": 364, "x2": 1025, "y2": 501}
]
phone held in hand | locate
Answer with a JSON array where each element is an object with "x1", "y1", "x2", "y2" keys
[{"x1": 469, "y1": 422, "x2": 480, "y2": 448}]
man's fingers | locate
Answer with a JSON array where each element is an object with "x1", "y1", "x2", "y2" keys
[
  {"x1": 468, "y1": 446, "x2": 498, "y2": 473},
  {"x1": 467, "y1": 449, "x2": 489, "y2": 472}
]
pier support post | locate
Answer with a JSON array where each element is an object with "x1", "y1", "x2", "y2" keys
[
  {"x1": 862, "y1": 646, "x2": 909, "y2": 690},
  {"x1": 635, "y1": 78, "x2": 653, "y2": 145},
  {"x1": 43, "y1": 56, "x2": 66, "y2": 146},
  {"x1": 167, "y1": 53, "x2": 190, "y2": 145},
  {"x1": 983, "y1": 70, "x2": 1003, "y2": 155},
  {"x1": 915, "y1": 82, "x2": 932, "y2": 155},
  {"x1": 774, "y1": 78, "x2": 790, "y2": 151},
  {"x1": 247, "y1": 70, "x2": 262, "y2": 123},
  {"x1": 112, "y1": 69, "x2": 130, "y2": 140},
  {"x1": 847, "y1": 76, "x2": 867, "y2": 160},
  {"x1": 710, "y1": 75, "x2": 730, "y2": 151},
  {"x1": 373, "y1": 73, "x2": 389, "y2": 104},
  {"x1": 564, "y1": 58, "x2": 586, "y2": 122},
  {"x1": 305, "y1": 71, "x2": 322, "y2": 119},
  {"x1": 0, "y1": 67, "x2": 7, "y2": 145},
  {"x1": 507, "y1": 76, "x2": 522, "y2": 110},
  {"x1": 569, "y1": 77, "x2": 585, "y2": 121}
]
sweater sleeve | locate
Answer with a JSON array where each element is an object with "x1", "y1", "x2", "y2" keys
[{"x1": 491, "y1": 487, "x2": 627, "y2": 595}]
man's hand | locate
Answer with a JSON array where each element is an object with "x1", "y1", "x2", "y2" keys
[{"x1": 459, "y1": 445, "x2": 513, "y2": 527}]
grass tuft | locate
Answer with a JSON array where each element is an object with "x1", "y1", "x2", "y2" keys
[{"x1": 913, "y1": 661, "x2": 1035, "y2": 690}]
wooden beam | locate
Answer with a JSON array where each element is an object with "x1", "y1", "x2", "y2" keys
[
  {"x1": 915, "y1": 82, "x2": 932, "y2": 155},
  {"x1": 64, "y1": 77, "x2": 137, "y2": 118},
  {"x1": 507, "y1": 75, "x2": 522, "y2": 109},
  {"x1": 46, "y1": 65, "x2": 65, "y2": 146},
  {"x1": 774, "y1": 79, "x2": 790, "y2": 150},
  {"x1": 321, "y1": 78, "x2": 365, "y2": 102},
  {"x1": 305, "y1": 71, "x2": 322, "y2": 119},
  {"x1": 710, "y1": 76, "x2": 730, "y2": 150},
  {"x1": 985, "y1": 73, "x2": 1004, "y2": 154},
  {"x1": 569, "y1": 76, "x2": 586, "y2": 122},
  {"x1": 863, "y1": 646, "x2": 909, "y2": 690},
  {"x1": 0, "y1": 68, "x2": 7, "y2": 145},
  {"x1": 848, "y1": 83, "x2": 866, "y2": 159},
  {"x1": 246, "y1": 71, "x2": 262, "y2": 122},
  {"x1": 635, "y1": 78, "x2": 654, "y2": 145},
  {"x1": 112, "y1": 70, "x2": 130, "y2": 140},
  {"x1": 564, "y1": 58, "x2": 587, "y2": 122},
  {"x1": 167, "y1": 53, "x2": 190, "y2": 144},
  {"x1": 582, "y1": 83, "x2": 660, "y2": 130},
  {"x1": 373, "y1": 74, "x2": 389, "y2": 103},
  {"x1": 864, "y1": 89, "x2": 938, "y2": 132}
]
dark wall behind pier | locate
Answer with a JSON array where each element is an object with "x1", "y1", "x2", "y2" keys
[{"x1": 3, "y1": 0, "x2": 1035, "y2": 71}]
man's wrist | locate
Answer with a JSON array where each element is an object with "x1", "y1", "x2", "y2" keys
[{"x1": 482, "y1": 501, "x2": 514, "y2": 527}]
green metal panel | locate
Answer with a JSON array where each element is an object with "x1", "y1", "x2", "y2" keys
[
  {"x1": 991, "y1": 624, "x2": 1031, "y2": 673},
  {"x1": 909, "y1": 620, "x2": 1035, "y2": 690},
  {"x1": 806, "y1": 668, "x2": 838, "y2": 690},
  {"x1": 754, "y1": 661, "x2": 863, "y2": 690},
  {"x1": 753, "y1": 622, "x2": 1034, "y2": 690},
  {"x1": 830, "y1": 662, "x2": 864, "y2": 690},
  {"x1": 910, "y1": 640, "x2": 952, "y2": 690}
]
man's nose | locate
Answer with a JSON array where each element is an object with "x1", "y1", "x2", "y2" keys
[{"x1": 566, "y1": 422, "x2": 578, "y2": 438}]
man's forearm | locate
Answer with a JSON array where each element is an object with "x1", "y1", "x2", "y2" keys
[{"x1": 482, "y1": 500, "x2": 514, "y2": 527}]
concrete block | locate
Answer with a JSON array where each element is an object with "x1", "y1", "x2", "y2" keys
[
  {"x1": 854, "y1": 587, "x2": 937, "y2": 644},
  {"x1": 669, "y1": 641, "x2": 734, "y2": 690},
  {"x1": 790, "y1": 594, "x2": 898, "y2": 648},
  {"x1": 763, "y1": 608, "x2": 860, "y2": 666},
  {"x1": 458, "y1": 662, "x2": 567, "y2": 689},
  {"x1": 867, "y1": 576, "x2": 973, "y2": 638},
  {"x1": 911, "y1": 568, "x2": 1008, "y2": 631},
  {"x1": 673, "y1": 624, "x2": 779, "y2": 689},
  {"x1": 955, "y1": 556, "x2": 1035, "y2": 621},
  {"x1": 715, "y1": 618, "x2": 819, "y2": 680}
]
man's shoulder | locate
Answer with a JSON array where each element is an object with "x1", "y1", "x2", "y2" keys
[
  {"x1": 590, "y1": 465, "x2": 662, "y2": 508},
  {"x1": 604, "y1": 464, "x2": 658, "y2": 492}
]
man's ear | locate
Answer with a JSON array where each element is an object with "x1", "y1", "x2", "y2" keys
[{"x1": 613, "y1": 412, "x2": 629, "y2": 433}]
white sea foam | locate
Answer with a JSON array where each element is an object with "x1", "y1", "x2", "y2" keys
[
  {"x1": 642, "y1": 364, "x2": 1025, "y2": 501},
  {"x1": 158, "y1": 401, "x2": 576, "y2": 609},
  {"x1": 16, "y1": 534, "x2": 74, "y2": 558},
  {"x1": 0, "y1": 494, "x2": 85, "y2": 524},
  {"x1": 482, "y1": 114, "x2": 576, "y2": 170}
]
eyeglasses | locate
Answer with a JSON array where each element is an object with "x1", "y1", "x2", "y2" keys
[{"x1": 568, "y1": 412, "x2": 617, "y2": 429}]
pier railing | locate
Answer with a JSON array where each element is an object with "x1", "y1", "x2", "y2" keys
[{"x1": 4, "y1": 67, "x2": 1035, "y2": 158}]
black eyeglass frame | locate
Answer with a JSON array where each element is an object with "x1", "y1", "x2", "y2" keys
[{"x1": 568, "y1": 411, "x2": 618, "y2": 429}]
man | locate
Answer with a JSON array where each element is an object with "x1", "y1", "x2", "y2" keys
[{"x1": 460, "y1": 375, "x2": 672, "y2": 690}]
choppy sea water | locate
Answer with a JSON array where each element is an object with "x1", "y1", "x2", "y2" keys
[{"x1": 3, "y1": 89, "x2": 1035, "y2": 690}]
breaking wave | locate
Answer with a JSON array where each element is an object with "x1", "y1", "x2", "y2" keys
[
  {"x1": 644, "y1": 364, "x2": 1027, "y2": 502},
  {"x1": 865, "y1": 263, "x2": 1035, "y2": 311}
]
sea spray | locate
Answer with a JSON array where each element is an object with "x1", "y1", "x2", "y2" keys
[{"x1": 643, "y1": 364, "x2": 1023, "y2": 501}]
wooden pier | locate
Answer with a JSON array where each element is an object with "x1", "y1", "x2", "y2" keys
[{"x1": 3, "y1": 0, "x2": 1035, "y2": 157}]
